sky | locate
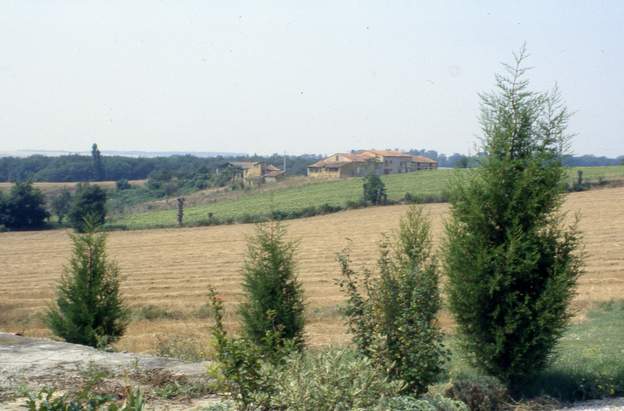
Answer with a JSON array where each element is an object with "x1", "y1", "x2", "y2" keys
[{"x1": 1, "y1": 1, "x2": 623, "y2": 157}]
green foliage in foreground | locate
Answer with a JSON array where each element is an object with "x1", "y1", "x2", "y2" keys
[
  {"x1": 23, "y1": 386, "x2": 144, "y2": 411},
  {"x1": 523, "y1": 301, "x2": 624, "y2": 401},
  {"x1": 444, "y1": 48, "x2": 582, "y2": 386},
  {"x1": 338, "y1": 206, "x2": 447, "y2": 394},
  {"x1": 112, "y1": 165, "x2": 624, "y2": 229},
  {"x1": 46, "y1": 223, "x2": 129, "y2": 348},
  {"x1": 445, "y1": 301, "x2": 624, "y2": 403},
  {"x1": 263, "y1": 349, "x2": 403, "y2": 411}
]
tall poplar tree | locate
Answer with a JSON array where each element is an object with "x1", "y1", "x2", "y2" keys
[{"x1": 91, "y1": 143, "x2": 105, "y2": 181}]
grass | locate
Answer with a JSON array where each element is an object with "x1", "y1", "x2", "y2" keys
[
  {"x1": 112, "y1": 169, "x2": 453, "y2": 229},
  {"x1": 443, "y1": 301, "x2": 624, "y2": 403},
  {"x1": 524, "y1": 300, "x2": 624, "y2": 401},
  {"x1": 112, "y1": 166, "x2": 624, "y2": 229}
]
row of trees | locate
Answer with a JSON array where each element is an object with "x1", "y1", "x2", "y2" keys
[
  {"x1": 0, "y1": 151, "x2": 323, "y2": 183},
  {"x1": 42, "y1": 49, "x2": 583, "y2": 406},
  {"x1": 0, "y1": 182, "x2": 107, "y2": 231}
]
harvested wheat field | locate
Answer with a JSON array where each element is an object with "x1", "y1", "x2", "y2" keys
[{"x1": 1, "y1": 187, "x2": 623, "y2": 353}]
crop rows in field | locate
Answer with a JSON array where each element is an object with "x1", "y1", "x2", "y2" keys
[{"x1": 1, "y1": 187, "x2": 623, "y2": 353}]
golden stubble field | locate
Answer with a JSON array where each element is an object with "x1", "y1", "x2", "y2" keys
[
  {"x1": 0, "y1": 180, "x2": 146, "y2": 193},
  {"x1": 1, "y1": 187, "x2": 623, "y2": 353}
]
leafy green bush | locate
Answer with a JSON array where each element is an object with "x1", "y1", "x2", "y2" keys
[
  {"x1": 206, "y1": 288, "x2": 287, "y2": 410},
  {"x1": 375, "y1": 395, "x2": 468, "y2": 411},
  {"x1": 338, "y1": 206, "x2": 447, "y2": 394},
  {"x1": 363, "y1": 173, "x2": 387, "y2": 205},
  {"x1": 51, "y1": 188, "x2": 73, "y2": 225},
  {"x1": 444, "y1": 47, "x2": 583, "y2": 386},
  {"x1": 264, "y1": 348, "x2": 404, "y2": 411},
  {"x1": 23, "y1": 386, "x2": 145, "y2": 411},
  {"x1": 116, "y1": 179, "x2": 131, "y2": 190},
  {"x1": 443, "y1": 375, "x2": 509, "y2": 411},
  {"x1": 200, "y1": 400, "x2": 237, "y2": 411},
  {"x1": 69, "y1": 183, "x2": 107, "y2": 232},
  {"x1": 0, "y1": 181, "x2": 49, "y2": 230}
]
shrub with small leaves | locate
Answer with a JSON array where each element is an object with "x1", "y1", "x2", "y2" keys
[
  {"x1": 444, "y1": 375, "x2": 509, "y2": 411},
  {"x1": 264, "y1": 348, "x2": 404, "y2": 411},
  {"x1": 375, "y1": 395, "x2": 468, "y2": 411},
  {"x1": 363, "y1": 173, "x2": 387, "y2": 205},
  {"x1": 207, "y1": 287, "x2": 292, "y2": 410},
  {"x1": 338, "y1": 206, "x2": 447, "y2": 394},
  {"x1": 22, "y1": 386, "x2": 145, "y2": 411}
]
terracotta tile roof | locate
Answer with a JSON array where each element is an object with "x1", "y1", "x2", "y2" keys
[
  {"x1": 411, "y1": 155, "x2": 437, "y2": 163},
  {"x1": 357, "y1": 149, "x2": 413, "y2": 158},
  {"x1": 308, "y1": 153, "x2": 370, "y2": 168},
  {"x1": 308, "y1": 150, "x2": 437, "y2": 169},
  {"x1": 264, "y1": 169, "x2": 285, "y2": 177}
]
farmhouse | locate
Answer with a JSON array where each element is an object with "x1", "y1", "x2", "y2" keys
[
  {"x1": 307, "y1": 150, "x2": 437, "y2": 178},
  {"x1": 227, "y1": 161, "x2": 285, "y2": 183}
]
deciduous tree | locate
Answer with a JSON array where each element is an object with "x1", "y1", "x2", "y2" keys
[
  {"x1": 338, "y1": 206, "x2": 446, "y2": 394},
  {"x1": 69, "y1": 183, "x2": 107, "y2": 232},
  {"x1": 1, "y1": 181, "x2": 49, "y2": 230}
]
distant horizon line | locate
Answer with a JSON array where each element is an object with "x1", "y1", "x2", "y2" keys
[{"x1": 0, "y1": 148, "x2": 622, "y2": 159}]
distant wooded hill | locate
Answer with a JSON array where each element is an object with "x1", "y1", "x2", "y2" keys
[
  {"x1": 0, "y1": 149, "x2": 621, "y2": 182},
  {"x1": 0, "y1": 153, "x2": 322, "y2": 182}
]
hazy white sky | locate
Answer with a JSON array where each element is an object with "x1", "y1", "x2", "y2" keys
[{"x1": 1, "y1": 1, "x2": 622, "y2": 156}]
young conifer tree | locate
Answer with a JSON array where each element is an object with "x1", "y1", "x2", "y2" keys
[
  {"x1": 239, "y1": 221, "x2": 305, "y2": 353},
  {"x1": 46, "y1": 218, "x2": 128, "y2": 347},
  {"x1": 338, "y1": 206, "x2": 446, "y2": 394},
  {"x1": 444, "y1": 46, "x2": 583, "y2": 385}
]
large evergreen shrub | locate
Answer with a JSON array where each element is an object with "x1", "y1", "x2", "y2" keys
[
  {"x1": 443, "y1": 47, "x2": 583, "y2": 385},
  {"x1": 239, "y1": 221, "x2": 305, "y2": 353},
  {"x1": 46, "y1": 221, "x2": 129, "y2": 347},
  {"x1": 338, "y1": 206, "x2": 447, "y2": 394}
]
